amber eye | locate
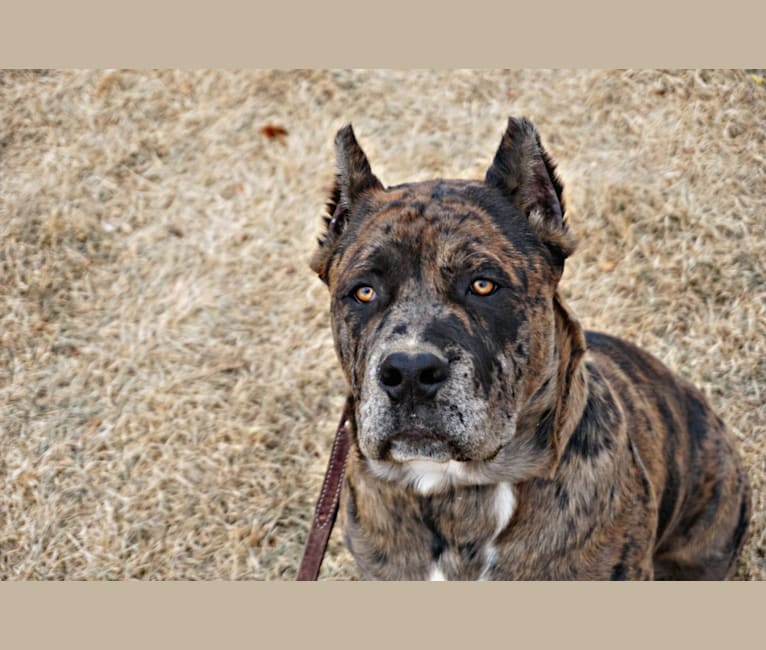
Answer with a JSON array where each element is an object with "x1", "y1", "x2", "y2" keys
[
  {"x1": 470, "y1": 279, "x2": 496, "y2": 296},
  {"x1": 354, "y1": 286, "x2": 377, "y2": 303}
]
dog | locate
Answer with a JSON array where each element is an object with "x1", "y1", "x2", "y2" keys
[{"x1": 309, "y1": 117, "x2": 750, "y2": 580}]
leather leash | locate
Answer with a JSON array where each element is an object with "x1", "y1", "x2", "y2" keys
[{"x1": 296, "y1": 397, "x2": 352, "y2": 580}]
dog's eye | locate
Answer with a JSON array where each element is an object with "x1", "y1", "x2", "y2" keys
[
  {"x1": 470, "y1": 279, "x2": 496, "y2": 296},
  {"x1": 354, "y1": 286, "x2": 377, "y2": 303}
]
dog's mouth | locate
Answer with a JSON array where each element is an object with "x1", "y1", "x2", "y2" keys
[
  {"x1": 366, "y1": 438, "x2": 508, "y2": 494},
  {"x1": 381, "y1": 427, "x2": 458, "y2": 463}
]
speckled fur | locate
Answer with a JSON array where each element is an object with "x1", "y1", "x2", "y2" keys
[{"x1": 310, "y1": 117, "x2": 750, "y2": 580}]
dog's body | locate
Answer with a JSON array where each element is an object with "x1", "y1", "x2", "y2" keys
[{"x1": 310, "y1": 118, "x2": 750, "y2": 580}]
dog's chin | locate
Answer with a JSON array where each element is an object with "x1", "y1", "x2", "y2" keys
[
  {"x1": 386, "y1": 435, "x2": 453, "y2": 464},
  {"x1": 363, "y1": 425, "x2": 502, "y2": 465},
  {"x1": 366, "y1": 454, "x2": 495, "y2": 495}
]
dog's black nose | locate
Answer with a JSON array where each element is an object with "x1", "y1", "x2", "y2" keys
[{"x1": 378, "y1": 352, "x2": 450, "y2": 402}]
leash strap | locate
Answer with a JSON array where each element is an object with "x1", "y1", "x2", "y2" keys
[{"x1": 296, "y1": 398, "x2": 352, "y2": 580}]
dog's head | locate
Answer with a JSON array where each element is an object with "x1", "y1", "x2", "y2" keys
[{"x1": 311, "y1": 117, "x2": 582, "y2": 492}]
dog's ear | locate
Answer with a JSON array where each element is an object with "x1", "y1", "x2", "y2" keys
[
  {"x1": 485, "y1": 117, "x2": 576, "y2": 267},
  {"x1": 311, "y1": 125, "x2": 383, "y2": 283},
  {"x1": 334, "y1": 124, "x2": 383, "y2": 210}
]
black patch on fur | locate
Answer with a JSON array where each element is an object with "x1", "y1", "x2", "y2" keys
[
  {"x1": 584, "y1": 330, "x2": 622, "y2": 351},
  {"x1": 422, "y1": 314, "x2": 497, "y2": 399},
  {"x1": 686, "y1": 393, "x2": 709, "y2": 445},
  {"x1": 431, "y1": 182, "x2": 449, "y2": 200},
  {"x1": 392, "y1": 322, "x2": 408, "y2": 336},
  {"x1": 365, "y1": 241, "x2": 422, "y2": 284},
  {"x1": 610, "y1": 540, "x2": 633, "y2": 580},
  {"x1": 420, "y1": 497, "x2": 448, "y2": 561},
  {"x1": 585, "y1": 331, "x2": 650, "y2": 386},
  {"x1": 459, "y1": 542, "x2": 479, "y2": 562},
  {"x1": 561, "y1": 382, "x2": 616, "y2": 461},
  {"x1": 731, "y1": 491, "x2": 750, "y2": 554},
  {"x1": 610, "y1": 563, "x2": 627, "y2": 580},
  {"x1": 515, "y1": 266, "x2": 529, "y2": 293},
  {"x1": 655, "y1": 395, "x2": 682, "y2": 543},
  {"x1": 534, "y1": 408, "x2": 555, "y2": 450},
  {"x1": 383, "y1": 200, "x2": 404, "y2": 212},
  {"x1": 657, "y1": 477, "x2": 680, "y2": 543}
]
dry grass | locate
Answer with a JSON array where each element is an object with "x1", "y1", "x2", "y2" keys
[{"x1": 0, "y1": 70, "x2": 763, "y2": 580}]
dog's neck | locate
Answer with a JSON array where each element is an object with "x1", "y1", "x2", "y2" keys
[{"x1": 550, "y1": 293, "x2": 590, "y2": 471}]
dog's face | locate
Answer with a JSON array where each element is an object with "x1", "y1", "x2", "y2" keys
[{"x1": 312, "y1": 118, "x2": 578, "y2": 491}]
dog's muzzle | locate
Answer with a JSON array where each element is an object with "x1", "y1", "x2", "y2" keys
[{"x1": 374, "y1": 351, "x2": 456, "y2": 461}]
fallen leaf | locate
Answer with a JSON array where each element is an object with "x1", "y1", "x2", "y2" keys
[
  {"x1": 261, "y1": 124, "x2": 288, "y2": 140},
  {"x1": 598, "y1": 260, "x2": 617, "y2": 272}
]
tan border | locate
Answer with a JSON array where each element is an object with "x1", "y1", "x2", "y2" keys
[
  {"x1": 1, "y1": 2, "x2": 764, "y2": 650},
  {"x1": 0, "y1": 1, "x2": 765, "y2": 66},
  {"x1": 1, "y1": 583, "x2": 765, "y2": 647}
]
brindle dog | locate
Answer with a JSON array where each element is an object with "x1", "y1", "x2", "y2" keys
[{"x1": 309, "y1": 117, "x2": 750, "y2": 580}]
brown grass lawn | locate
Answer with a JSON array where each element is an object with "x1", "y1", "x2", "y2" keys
[{"x1": 0, "y1": 70, "x2": 764, "y2": 579}]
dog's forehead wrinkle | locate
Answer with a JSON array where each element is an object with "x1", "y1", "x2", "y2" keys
[{"x1": 342, "y1": 208, "x2": 541, "y2": 298}]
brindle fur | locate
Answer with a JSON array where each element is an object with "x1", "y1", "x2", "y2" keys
[{"x1": 310, "y1": 117, "x2": 750, "y2": 580}]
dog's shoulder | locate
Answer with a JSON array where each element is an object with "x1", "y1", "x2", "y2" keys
[{"x1": 581, "y1": 329, "x2": 747, "y2": 562}]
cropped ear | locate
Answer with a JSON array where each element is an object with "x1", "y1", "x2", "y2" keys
[
  {"x1": 310, "y1": 125, "x2": 383, "y2": 283},
  {"x1": 334, "y1": 124, "x2": 383, "y2": 210},
  {"x1": 485, "y1": 117, "x2": 576, "y2": 266}
]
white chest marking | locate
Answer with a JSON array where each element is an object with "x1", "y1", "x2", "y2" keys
[
  {"x1": 493, "y1": 482, "x2": 515, "y2": 537},
  {"x1": 405, "y1": 459, "x2": 466, "y2": 494},
  {"x1": 366, "y1": 460, "x2": 516, "y2": 580},
  {"x1": 479, "y1": 482, "x2": 516, "y2": 580},
  {"x1": 367, "y1": 458, "x2": 476, "y2": 495},
  {"x1": 428, "y1": 482, "x2": 516, "y2": 581},
  {"x1": 429, "y1": 564, "x2": 447, "y2": 581},
  {"x1": 479, "y1": 545, "x2": 497, "y2": 581}
]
